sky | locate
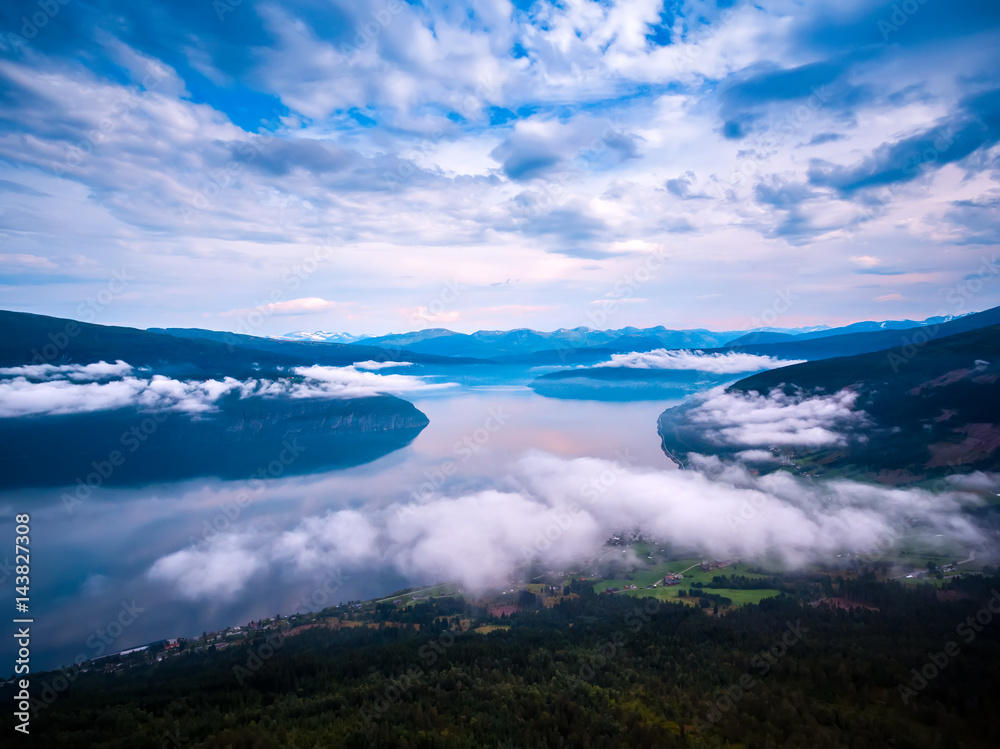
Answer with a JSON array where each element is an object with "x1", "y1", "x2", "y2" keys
[{"x1": 1, "y1": 0, "x2": 999, "y2": 336}]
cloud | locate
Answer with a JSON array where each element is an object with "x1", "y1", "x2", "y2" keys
[
  {"x1": 593, "y1": 349, "x2": 806, "y2": 374},
  {"x1": 684, "y1": 387, "x2": 868, "y2": 447},
  {"x1": 0, "y1": 375, "x2": 244, "y2": 418},
  {"x1": 735, "y1": 449, "x2": 782, "y2": 464},
  {"x1": 145, "y1": 450, "x2": 986, "y2": 599},
  {"x1": 664, "y1": 171, "x2": 712, "y2": 200},
  {"x1": 754, "y1": 177, "x2": 815, "y2": 209},
  {"x1": 3, "y1": 0, "x2": 1000, "y2": 332},
  {"x1": 945, "y1": 196, "x2": 1000, "y2": 245},
  {"x1": 0, "y1": 360, "x2": 133, "y2": 381},
  {"x1": 808, "y1": 88, "x2": 1000, "y2": 194},
  {"x1": 221, "y1": 298, "x2": 353, "y2": 317},
  {"x1": 945, "y1": 471, "x2": 1000, "y2": 491},
  {"x1": 718, "y1": 60, "x2": 855, "y2": 140},
  {"x1": 804, "y1": 132, "x2": 844, "y2": 146},
  {"x1": 850, "y1": 255, "x2": 881, "y2": 268},
  {"x1": 351, "y1": 360, "x2": 414, "y2": 370},
  {"x1": 291, "y1": 365, "x2": 453, "y2": 396},
  {"x1": 0, "y1": 364, "x2": 450, "y2": 417},
  {"x1": 0, "y1": 253, "x2": 58, "y2": 269},
  {"x1": 148, "y1": 532, "x2": 267, "y2": 601},
  {"x1": 490, "y1": 134, "x2": 563, "y2": 181},
  {"x1": 403, "y1": 306, "x2": 463, "y2": 325},
  {"x1": 875, "y1": 293, "x2": 905, "y2": 302}
]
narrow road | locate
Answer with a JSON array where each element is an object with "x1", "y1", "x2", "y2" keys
[
  {"x1": 377, "y1": 582, "x2": 452, "y2": 603},
  {"x1": 957, "y1": 549, "x2": 977, "y2": 565}
]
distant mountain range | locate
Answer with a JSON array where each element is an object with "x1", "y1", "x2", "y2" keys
[
  {"x1": 724, "y1": 312, "x2": 971, "y2": 347},
  {"x1": 525, "y1": 307, "x2": 1000, "y2": 399},
  {"x1": 281, "y1": 331, "x2": 376, "y2": 344},
  {"x1": 272, "y1": 312, "x2": 975, "y2": 361},
  {"x1": 325, "y1": 326, "x2": 751, "y2": 358},
  {"x1": 0, "y1": 311, "x2": 482, "y2": 378},
  {"x1": 721, "y1": 307, "x2": 1000, "y2": 362},
  {"x1": 5, "y1": 307, "x2": 997, "y2": 375}
]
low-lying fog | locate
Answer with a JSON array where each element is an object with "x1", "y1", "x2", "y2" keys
[{"x1": 3, "y1": 385, "x2": 994, "y2": 671}]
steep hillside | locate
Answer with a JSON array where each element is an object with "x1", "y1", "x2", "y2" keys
[
  {"x1": 659, "y1": 324, "x2": 1000, "y2": 484},
  {"x1": 0, "y1": 393, "x2": 428, "y2": 489}
]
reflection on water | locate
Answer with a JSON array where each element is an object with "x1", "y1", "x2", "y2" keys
[{"x1": 3, "y1": 387, "x2": 682, "y2": 670}]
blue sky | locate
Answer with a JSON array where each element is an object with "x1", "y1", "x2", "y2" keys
[{"x1": 1, "y1": 0, "x2": 999, "y2": 335}]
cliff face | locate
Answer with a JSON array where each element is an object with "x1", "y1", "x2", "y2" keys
[{"x1": 0, "y1": 394, "x2": 430, "y2": 489}]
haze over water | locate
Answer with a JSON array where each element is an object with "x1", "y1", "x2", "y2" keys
[{"x1": 4, "y1": 387, "x2": 679, "y2": 671}]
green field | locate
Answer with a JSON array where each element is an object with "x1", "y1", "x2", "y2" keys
[
  {"x1": 589, "y1": 558, "x2": 778, "y2": 607},
  {"x1": 610, "y1": 585, "x2": 781, "y2": 606}
]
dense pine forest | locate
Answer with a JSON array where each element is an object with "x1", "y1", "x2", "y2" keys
[{"x1": 12, "y1": 572, "x2": 1000, "y2": 748}]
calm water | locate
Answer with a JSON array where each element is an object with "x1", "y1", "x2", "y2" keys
[{"x1": 2, "y1": 387, "x2": 682, "y2": 671}]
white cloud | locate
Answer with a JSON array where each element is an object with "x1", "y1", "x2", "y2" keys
[
  {"x1": 0, "y1": 360, "x2": 133, "y2": 381},
  {"x1": 272, "y1": 510, "x2": 382, "y2": 574},
  {"x1": 0, "y1": 375, "x2": 243, "y2": 418},
  {"x1": 0, "y1": 364, "x2": 450, "y2": 417},
  {"x1": 593, "y1": 349, "x2": 805, "y2": 374},
  {"x1": 735, "y1": 449, "x2": 782, "y2": 464},
  {"x1": 145, "y1": 450, "x2": 986, "y2": 600},
  {"x1": 148, "y1": 533, "x2": 267, "y2": 601},
  {"x1": 1, "y1": 1, "x2": 998, "y2": 334},
  {"x1": 220, "y1": 298, "x2": 353, "y2": 317},
  {"x1": 944, "y1": 472, "x2": 1000, "y2": 491},
  {"x1": 351, "y1": 360, "x2": 414, "y2": 370},
  {"x1": 685, "y1": 387, "x2": 867, "y2": 447},
  {"x1": 0, "y1": 253, "x2": 58, "y2": 269},
  {"x1": 291, "y1": 365, "x2": 453, "y2": 396},
  {"x1": 851, "y1": 255, "x2": 881, "y2": 268}
]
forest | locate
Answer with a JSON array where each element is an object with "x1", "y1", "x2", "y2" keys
[{"x1": 12, "y1": 572, "x2": 1000, "y2": 748}]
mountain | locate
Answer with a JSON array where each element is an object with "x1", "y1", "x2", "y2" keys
[
  {"x1": 0, "y1": 311, "x2": 434, "y2": 487},
  {"x1": 0, "y1": 311, "x2": 458, "y2": 378},
  {"x1": 146, "y1": 326, "x2": 485, "y2": 369},
  {"x1": 273, "y1": 312, "x2": 986, "y2": 364},
  {"x1": 658, "y1": 322, "x2": 1000, "y2": 484},
  {"x1": 0, "y1": 393, "x2": 429, "y2": 489},
  {"x1": 526, "y1": 310, "x2": 1000, "y2": 402},
  {"x1": 280, "y1": 331, "x2": 373, "y2": 344},
  {"x1": 718, "y1": 305, "x2": 1000, "y2": 362},
  {"x1": 724, "y1": 313, "x2": 970, "y2": 348},
  {"x1": 275, "y1": 326, "x2": 759, "y2": 359}
]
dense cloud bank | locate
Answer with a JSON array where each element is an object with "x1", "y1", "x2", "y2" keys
[
  {"x1": 594, "y1": 350, "x2": 805, "y2": 374},
  {"x1": 0, "y1": 361, "x2": 449, "y2": 417},
  {"x1": 0, "y1": 360, "x2": 134, "y2": 381},
  {"x1": 147, "y1": 451, "x2": 988, "y2": 600},
  {"x1": 683, "y1": 387, "x2": 868, "y2": 447}
]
